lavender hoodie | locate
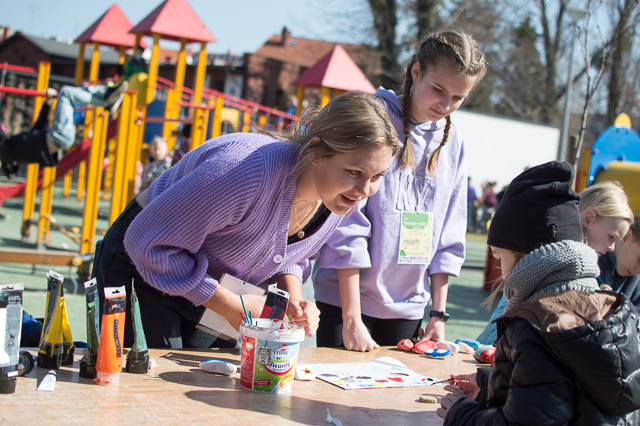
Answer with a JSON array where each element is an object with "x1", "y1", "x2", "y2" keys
[
  {"x1": 312, "y1": 88, "x2": 467, "y2": 320},
  {"x1": 124, "y1": 133, "x2": 342, "y2": 306}
]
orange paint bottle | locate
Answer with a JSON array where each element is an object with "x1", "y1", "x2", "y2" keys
[{"x1": 96, "y1": 286, "x2": 126, "y2": 386}]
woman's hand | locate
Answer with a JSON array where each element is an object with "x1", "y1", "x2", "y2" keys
[
  {"x1": 436, "y1": 385, "x2": 466, "y2": 419},
  {"x1": 342, "y1": 316, "x2": 379, "y2": 352},
  {"x1": 202, "y1": 287, "x2": 265, "y2": 331},
  {"x1": 448, "y1": 373, "x2": 480, "y2": 400},
  {"x1": 287, "y1": 300, "x2": 320, "y2": 337}
]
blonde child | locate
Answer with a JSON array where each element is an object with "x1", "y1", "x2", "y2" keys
[
  {"x1": 313, "y1": 31, "x2": 486, "y2": 350},
  {"x1": 439, "y1": 161, "x2": 640, "y2": 425},
  {"x1": 139, "y1": 136, "x2": 172, "y2": 191}
]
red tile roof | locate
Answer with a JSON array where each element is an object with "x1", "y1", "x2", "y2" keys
[
  {"x1": 129, "y1": 0, "x2": 215, "y2": 43},
  {"x1": 293, "y1": 45, "x2": 375, "y2": 92},
  {"x1": 75, "y1": 4, "x2": 146, "y2": 48}
]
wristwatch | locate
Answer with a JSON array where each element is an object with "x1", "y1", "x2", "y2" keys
[{"x1": 429, "y1": 310, "x2": 450, "y2": 322}]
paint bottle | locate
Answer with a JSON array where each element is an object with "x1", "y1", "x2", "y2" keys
[
  {"x1": 0, "y1": 284, "x2": 24, "y2": 394},
  {"x1": 79, "y1": 279, "x2": 100, "y2": 379},
  {"x1": 96, "y1": 286, "x2": 126, "y2": 385},
  {"x1": 60, "y1": 297, "x2": 75, "y2": 365},
  {"x1": 125, "y1": 283, "x2": 149, "y2": 374},
  {"x1": 37, "y1": 271, "x2": 65, "y2": 369}
]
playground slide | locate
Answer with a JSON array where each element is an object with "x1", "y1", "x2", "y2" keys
[{"x1": 0, "y1": 118, "x2": 119, "y2": 203}]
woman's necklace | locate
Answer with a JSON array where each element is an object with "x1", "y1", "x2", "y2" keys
[{"x1": 292, "y1": 200, "x2": 321, "y2": 239}]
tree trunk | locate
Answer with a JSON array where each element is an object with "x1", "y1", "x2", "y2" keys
[
  {"x1": 415, "y1": 0, "x2": 441, "y2": 38},
  {"x1": 368, "y1": 0, "x2": 401, "y2": 89},
  {"x1": 607, "y1": 0, "x2": 636, "y2": 125}
]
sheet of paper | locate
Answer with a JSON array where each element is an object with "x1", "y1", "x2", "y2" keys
[
  {"x1": 309, "y1": 356, "x2": 447, "y2": 390},
  {"x1": 196, "y1": 274, "x2": 265, "y2": 342}
]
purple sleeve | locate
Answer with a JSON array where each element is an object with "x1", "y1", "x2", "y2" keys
[
  {"x1": 314, "y1": 199, "x2": 372, "y2": 270},
  {"x1": 272, "y1": 261, "x2": 308, "y2": 285},
  {"x1": 124, "y1": 153, "x2": 264, "y2": 306},
  {"x1": 429, "y1": 140, "x2": 467, "y2": 276}
]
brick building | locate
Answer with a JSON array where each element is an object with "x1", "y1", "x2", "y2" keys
[{"x1": 243, "y1": 27, "x2": 377, "y2": 109}]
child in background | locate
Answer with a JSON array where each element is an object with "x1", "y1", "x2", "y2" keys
[
  {"x1": 313, "y1": 30, "x2": 486, "y2": 351},
  {"x1": 599, "y1": 213, "x2": 640, "y2": 313},
  {"x1": 139, "y1": 136, "x2": 172, "y2": 191},
  {"x1": 438, "y1": 161, "x2": 640, "y2": 425},
  {"x1": 476, "y1": 180, "x2": 634, "y2": 344}
]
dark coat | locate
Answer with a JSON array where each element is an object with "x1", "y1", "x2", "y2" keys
[
  {"x1": 599, "y1": 252, "x2": 640, "y2": 314},
  {"x1": 444, "y1": 291, "x2": 640, "y2": 426}
]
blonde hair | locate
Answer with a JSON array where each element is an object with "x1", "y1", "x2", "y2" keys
[
  {"x1": 400, "y1": 30, "x2": 486, "y2": 173},
  {"x1": 263, "y1": 91, "x2": 400, "y2": 173},
  {"x1": 579, "y1": 181, "x2": 634, "y2": 223}
]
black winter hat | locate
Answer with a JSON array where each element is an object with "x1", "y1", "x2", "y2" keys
[{"x1": 487, "y1": 161, "x2": 582, "y2": 254}]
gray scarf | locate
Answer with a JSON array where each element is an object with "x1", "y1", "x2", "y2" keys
[{"x1": 504, "y1": 240, "x2": 600, "y2": 312}]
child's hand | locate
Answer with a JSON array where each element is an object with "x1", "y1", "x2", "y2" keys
[
  {"x1": 342, "y1": 316, "x2": 380, "y2": 352},
  {"x1": 45, "y1": 88, "x2": 57, "y2": 104},
  {"x1": 287, "y1": 300, "x2": 320, "y2": 337},
  {"x1": 436, "y1": 385, "x2": 466, "y2": 419},
  {"x1": 448, "y1": 373, "x2": 480, "y2": 399}
]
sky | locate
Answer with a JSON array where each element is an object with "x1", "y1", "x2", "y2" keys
[{"x1": 0, "y1": 0, "x2": 371, "y2": 54}]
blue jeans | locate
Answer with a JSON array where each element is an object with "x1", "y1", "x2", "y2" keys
[{"x1": 47, "y1": 86, "x2": 106, "y2": 150}]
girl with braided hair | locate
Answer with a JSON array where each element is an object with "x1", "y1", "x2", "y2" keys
[{"x1": 313, "y1": 31, "x2": 486, "y2": 351}]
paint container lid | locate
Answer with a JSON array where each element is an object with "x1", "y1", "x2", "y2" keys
[
  {"x1": 125, "y1": 350, "x2": 149, "y2": 374},
  {"x1": 0, "y1": 367, "x2": 17, "y2": 394},
  {"x1": 79, "y1": 357, "x2": 97, "y2": 379},
  {"x1": 96, "y1": 371, "x2": 120, "y2": 386}
]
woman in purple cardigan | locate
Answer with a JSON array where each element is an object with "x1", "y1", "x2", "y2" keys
[{"x1": 92, "y1": 91, "x2": 399, "y2": 349}]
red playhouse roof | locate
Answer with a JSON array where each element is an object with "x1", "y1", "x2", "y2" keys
[
  {"x1": 129, "y1": 0, "x2": 215, "y2": 43},
  {"x1": 292, "y1": 45, "x2": 375, "y2": 93},
  {"x1": 75, "y1": 4, "x2": 147, "y2": 48}
]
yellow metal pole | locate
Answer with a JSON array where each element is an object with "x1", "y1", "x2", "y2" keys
[
  {"x1": 63, "y1": 43, "x2": 87, "y2": 197},
  {"x1": 333, "y1": 89, "x2": 345, "y2": 97},
  {"x1": 80, "y1": 107, "x2": 108, "y2": 255},
  {"x1": 162, "y1": 88, "x2": 175, "y2": 141},
  {"x1": 576, "y1": 148, "x2": 592, "y2": 193},
  {"x1": 193, "y1": 41, "x2": 208, "y2": 105},
  {"x1": 242, "y1": 110, "x2": 251, "y2": 133},
  {"x1": 190, "y1": 108, "x2": 205, "y2": 150},
  {"x1": 36, "y1": 166, "x2": 56, "y2": 246},
  {"x1": 320, "y1": 86, "x2": 331, "y2": 107},
  {"x1": 118, "y1": 45, "x2": 126, "y2": 65},
  {"x1": 295, "y1": 85, "x2": 305, "y2": 116},
  {"x1": 258, "y1": 114, "x2": 266, "y2": 129},
  {"x1": 21, "y1": 61, "x2": 51, "y2": 238},
  {"x1": 145, "y1": 33, "x2": 161, "y2": 105},
  {"x1": 109, "y1": 91, "x2": 136, "y2": 225},
  {"x1": 124, "y1": 107, "x2": 145, "y2": 202},
  {"x1": 210, "y1": 96, "x2": 223, "y2": 139},
  {"x1": 102, "y1": 138, "x2": 116, "y2": 200}
]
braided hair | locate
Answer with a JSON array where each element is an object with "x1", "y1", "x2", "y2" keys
[{"x1": 399, "y1": 31, "x2": 486, "y2": 174}]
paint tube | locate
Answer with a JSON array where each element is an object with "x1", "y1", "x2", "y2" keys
[
  {"x1": 37, "y1": 271, "x2": 65, "y2": 369},
  {"x1": 96, "y1": 286, "x2": 126, "y2": 385},
  {"x1": 60, "y1": 297, "x2": 75, "y2": 365},
  {"x1": 125, "y1": 282, "x2": 149, "y2": 374},
  {"x1": 0, "y1": 284, "x2": 24, "y2": 394},
  {"x1": 79, "y1": 278, "x2": 100, "y2": 379}
]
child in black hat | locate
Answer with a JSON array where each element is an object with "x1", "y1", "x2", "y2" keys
[{"x1": 437, "y1": 161, "x2": 640, "y2": 425}]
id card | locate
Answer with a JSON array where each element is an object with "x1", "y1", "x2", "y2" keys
[{"x1": 398, "y1": 212, "x2": 433, "y2": 264}]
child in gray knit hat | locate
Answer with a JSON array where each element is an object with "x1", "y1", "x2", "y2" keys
[{"x1": 437, "y1": 161, "x2": 640, "y2": 425}]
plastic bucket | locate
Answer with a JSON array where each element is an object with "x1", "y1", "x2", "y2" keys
[{"x1": 240, "y1": 319, "x2": 305, "y2": 393}]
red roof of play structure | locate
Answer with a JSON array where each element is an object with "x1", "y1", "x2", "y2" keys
[
  {"x1": 292, "y1": 45, "x2": 375, "y2": 93},
  {"x1": 129, "y1": 0, "x2": 215, "y2": 43},
  {"x1": 75, "y1": 4, "x2": 147, "y2": 48}
]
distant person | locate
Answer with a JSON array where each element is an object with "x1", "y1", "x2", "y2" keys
[
  {"x1": 171, "y1": 123, "x2": 191, "y2": 166},
  {"x1": 0, "y1": 82, "x2": 128, "y2": 176},
  {"x1": 439, "y1": 161, "x2": 640, "y2": 425},
  {"x1": 599, "y1": 213, "x2": 640, "y2": 313},
  {"x1": 467, "y1": 177, "x2": 478, "y2": 232},
  {"x1": 139, "y1": 136, "x2": 172, "y2": 191},
  {"x1": 122, "y1": 45, "x2": 148, "y2": 81},
  {"x1": 477, "y1": 181, "x2": 496, "y2": 233}
]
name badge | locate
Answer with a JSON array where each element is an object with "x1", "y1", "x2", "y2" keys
[{"x1": 398, "y1": 211, "x2": 433, "y2": 264}]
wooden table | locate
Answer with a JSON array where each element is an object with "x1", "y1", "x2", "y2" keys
[{"x1": 1, "y1": 347, "x2": 481, "y2": 425}]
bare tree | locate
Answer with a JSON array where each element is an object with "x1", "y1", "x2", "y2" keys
[
  {"x1": 571, "y1": 0, "x2": 640, "y2": 166},
  {"x1": 606, "y1": 0, "x2": 640, "y2": 124},
  {"x1": 368, "y1": 0, "x2": 402, "y2": 89}
]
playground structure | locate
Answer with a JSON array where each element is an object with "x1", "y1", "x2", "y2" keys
[
  {"x1": 575, "y1": 113, "x2": 640, "y2": 213},
  {"x1": 1, "y1": 0, "x2": 377, "y2": 282}
]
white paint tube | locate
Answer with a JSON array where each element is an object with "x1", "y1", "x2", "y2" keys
[{"x1": 0, "y1": 284, "x2": 24, "y2": 394}]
